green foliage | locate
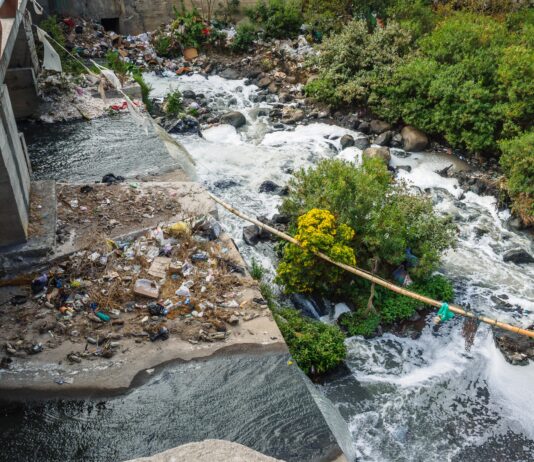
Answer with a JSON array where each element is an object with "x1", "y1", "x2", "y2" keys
[
  {"x1": 339, "y1": 311, "x2": 381, "y2": 337},
  {"x1": 376, "y1": 12, "x2": 534, "y2": 154},
  {"x1": 250, "y1": 258, "x2": 264, "y2": 280},
  {"x1": 153, "y1": 36, "x2": 174, "y2": 57},
  {"x1": 303, "y1": 0, "x2": 353, "y2": 35},
  {"x1": 231, "y1": 21, "x2": 257, "y2": 52},
  {"x1": 274, "y1": 307, "x2": 347, "y2": 375},
  {"x1": 216, "y1": 0, "x2": 241, "y2": 24},
  {"x1": 281, "y1": 158, "x2": 456, "y2": 278},
  {"x1": 163, "y1": 89, "x2": 184, "y2": 116},
  {"x1": 305, "y1": 19, "x2": 413, "y2": 106},
  {"x1": 276, "y1": 209, "x2": 356, "y2": 295},
  {"x1": 379, "y1": 275, "x2": 454, "y2": 324},
  {"x1": 499, "y1": 131, "x2": 534, "y2": 221},
  {"x1": 246, "y1": 0, "x2": 303, "y2": 39},
  {"x1": 386, "y1": 0, "x2": 436, "y2": 38},
  {"x1": 172, "y1": 8, "x2": 209, "y2": 48}
]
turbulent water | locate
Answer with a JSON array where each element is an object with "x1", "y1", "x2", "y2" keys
[{"x1": 143, "y1": 72, "x2": 534, "y2": 461}]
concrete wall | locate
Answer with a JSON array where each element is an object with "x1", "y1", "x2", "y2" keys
[{"x1": 45, "y1": 0, "x2": 259, "y2": 35}]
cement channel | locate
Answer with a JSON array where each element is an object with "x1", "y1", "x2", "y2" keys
[
  {"x1": 3, "y1": 70, "x2": 534, "y2": 461},
  {"x1": 0, "y1": 106, "x2": 352, "y2": 461}
]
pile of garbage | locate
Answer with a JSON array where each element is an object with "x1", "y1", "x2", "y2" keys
[{"x1": 1, "y1": 218, "x2": 266, "y2": 364}]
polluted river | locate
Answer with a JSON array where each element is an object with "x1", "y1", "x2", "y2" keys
[{"x1": 7, "y1": 72, "x2": 534, "y2": 462}]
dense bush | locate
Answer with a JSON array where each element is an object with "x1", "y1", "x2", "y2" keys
[
  {"x1": 305, "y1": 19, "x2": 413, "y2": 106},
  {"x1": 276, "y1": 209, "x2": 357, "y2": 296},
  {"x1": 499, "y1": 132, "x2": 534, "y2": 224},
  {"x1": 274, "y1": 307, "x2": 347, "y2": 375},
  {"x1": 377, "y1": 13, "x2": 533, "y2": 154},
  {"x1": 231, "y1": 21, "x2": 257, "y2": 51},
  {"x1": 339, "y1": 311, "x2": 381, "y2": 337},
  {"x1": 163, "y1": 89, "x2": 184, "y2": 116},
  {"x1": 281, "y1": 158, "x2": 456, "y2": 279},
  {"x1": 246, "y1": 0, "x2": 303, "y2": 39}
]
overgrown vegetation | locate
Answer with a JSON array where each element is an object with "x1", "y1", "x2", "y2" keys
[
  {"x1": 231, "y1": 21, "x2": 257, "y2": 52},
  {"x1": 163, "y1": 89, "x2": 184, "y2": 116},
  {"x1": 277, "y1": 158, "x2": 456, "y2": 333},
  {"x1": 246, "y1": 0, "x2": 303, "y2": 39},
  {"x1": 304, "y1": 2, "x2": 534, "y2": 221}
]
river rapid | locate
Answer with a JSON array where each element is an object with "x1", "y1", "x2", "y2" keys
[{"x1": 144, "y1": 71, "x2": 534, "y2": 462}]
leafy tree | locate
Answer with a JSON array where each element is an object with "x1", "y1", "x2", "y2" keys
[{"x1": 281, "y1": 158, "x2": 456, "y2": 279}]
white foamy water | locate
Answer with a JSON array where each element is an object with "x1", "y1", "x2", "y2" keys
[{"x1": 145, "y1": 72, "x2": 534, "y2": 461}]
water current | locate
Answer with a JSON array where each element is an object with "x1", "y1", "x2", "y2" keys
[
  {"x1": 16, "y1": 71, "x2": 534, "y2": 461},
  {"x1": 143, "y1": 72, "x2": 534, "y2": 462}
]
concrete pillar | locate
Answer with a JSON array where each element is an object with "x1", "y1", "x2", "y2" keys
[{"x1": 0, "y1": 84, "x2": 31, "y2": 247}]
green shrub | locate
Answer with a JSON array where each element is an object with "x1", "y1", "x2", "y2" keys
[
  {"x1": 246, "y1": 0, "x2": 303, "y2": 39},
  {"x1": 499, "y1": 131, "x2": 534, "y2": 223},
  {"x1": 379, "y1": 274, "x2": 454, "y2": 324},
  {"x1": 250, "y1": 258, "x2": 264, "y2": 280},
  {"x1": 231, "y1": 22, "x2": 257, "y2": 51},
  {"x1": 281, "y1": 158, "x2": 456, "y2": 279},
  {"x1": 163, "y1": 89, "x2": 183, "y2": 116},
  {"x1": 276, "y1": 209, "x2": 357, "y2": 296},
  {"x1": 153, "y1": 36, "x2": 174, "y2": 57},
  {"x1": 305, "y1": 19, "x2": 413, "y2": 106},
  {"x1": 274, "y1": 307, "x2": 346, "y2": 375},
  {"x1": 339, "y1": 311, "x2": 381, "y2": 337}
]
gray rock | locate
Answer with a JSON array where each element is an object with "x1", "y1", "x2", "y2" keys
[
  {"x1": 494, "y1": 329, "x2": 534, "y2": 366},
  {"x1": 220, "y1": 111, "x2": 246, "y2": 128},
  {"x1": 396, "y1": 165, "x2": 412, "y2": 173},
  {"x1": 258, "y1": 77, "x2": 272, "y2": 88},
  {"x1": 340, "y1": 134, "x2": 355, "y2": 150},
  {"x1": 182, "y1": 90, "x2": 196, "y2": 99},
  {"x1": 391, "y1": 133, "x2": 403, "y2": 148},
  {"x1": 259, "y1": 180, "x2": 282, "y2": 194},
  {"x1": 243, "y1": 225, "x2": 260, "y2": 246},
  {"x1": 357, "y1": 121, "x2": 370, "y2": 134},
  {"x1": 282, "y1": 107, "x2": 305, "y2": 124},
  {"x1": 503, "y1": 249, "x2": 534, "y2": 264},
  {"x1": 353, "y1": 136, "x2": 370, "y2": 149},
  {"x1": 363, "y1": 147, "x2": 391, "y2": 164},
  {"x1": 220, "y1": 68, "x2": 240, "y2": 80},
  {"x1": 370, "y1": 119, "x2": 391, "y2": 134},
  {"x1": 401, "y1": 126, "x2": 429, "y2": 151},
  {"x1": 374, "y1": 130, "x2": 392, "y2": 146}
]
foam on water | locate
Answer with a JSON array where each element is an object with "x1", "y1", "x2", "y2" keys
[{"x1": 146, "y1": 72, "x2": 534, "y2": 461}]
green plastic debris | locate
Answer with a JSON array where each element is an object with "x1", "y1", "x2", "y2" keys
[
  {"x1": 437, "y1": 302, "x2": 454, "y2": 323},
  {"x1": 96, "y1": 311, "x2": 110, "y2": 322}
]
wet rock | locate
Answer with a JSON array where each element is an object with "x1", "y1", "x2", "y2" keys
[
  {"x1": 213, "y1": 179, "x2": 240, "y2": 190},
  {"x1": 357, "y1": 121, "x2": 370, "y2": 134},
  {"x1": 396, "y1": 165, "x2": 412, "y2": 173},
  {"x1": 363, "y1": 147, "x2": 391, "y2": 164},
  {"x1": 220, "y1": 68, "x2": 240, "y2": 80},
  {"x1": 374, "y1": 130, "x2": 392, "y2": 146},
  {"x1": 258, "y1": 77, "x2": 272, "y2": 88},
  {"x1": 503, "y1": 249, "x2": 534, "y2": 265},
  {"x1": 220, "y1": 111, "x2": 246, "y2": 128},
  {"x1": 272, "y1": 213, "x2": 291, "y2": 224},
  {"x1": 101, "y1": 173, "x2": 125, "y2": 184},
  {"x1": 370, "y1": 120, "x2": 391, "y2": 134},
  {"x1": 401, "y1": 126, "x2": 429, "y2": 152},
  {"x1": 493, "y1": 328, "x2": 534, "y2": 365},
  {"x1": 259, "y1": 180, "x2": 282, "y2": 194},
  {"x1": 281, "y1": 107, "x2": 305, "y2": 124},
  {"x1": 181, "y1": 89, "x2": 196, "y2": 99},
  {"x1": 243, "y1": 225, "x2": 261, "y2": 246},
  {"x1": 353, "y1": 136, "x2": 370, "y2": 150},
  {"x1": 340, "y1": 134, "x2": 355, "y2": 150},
  {"x1": 168, "y1": 116, "x2": 199, "y2": 134},
  {"x1": 279, "y1": 93, "x2": 293, "y2": 103},
  {"x1": 267, "y1": 82, "x2": 279, "y2": 94},
  {"x1": 391, "y1": 133, "x2": 403, "y2": 148}
]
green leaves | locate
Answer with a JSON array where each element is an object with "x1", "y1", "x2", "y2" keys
[{"x1": 274, "y1": 307, "x2": 347, "y2": 375}]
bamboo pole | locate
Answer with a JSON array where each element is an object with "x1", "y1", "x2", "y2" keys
[{"x1": 209, "y1": 192, "x2": 534, "y2": 339}]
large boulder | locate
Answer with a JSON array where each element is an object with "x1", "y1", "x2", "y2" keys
[
  {"x1": 363, "y1": 147, "x2": 391, "y2": 164},
  {"x1": 340, "y1": 134, "x2": 355, "y2": 150},
  {"x1": 259, "y1": 180, "x2": 282, "y2": 194},
  {"x1": 220, "y1": 68, "x2": 240, "y2": 80},
  {"x1": 401, "y1": 126, "x2": 429, "y2": 152},
  {"x1": 220, "y1": 111, "x2": 246, "y2": 128},
  {"x1": 503, "y1": 248, "x2": 534, "y2": 264},
  {"x1": 370, "y1": 119, "x2": 391, "y2": 134}
]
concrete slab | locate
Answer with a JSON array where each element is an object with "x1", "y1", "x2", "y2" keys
[{"x1": 0, "y1": 179, "x2": 56, "y2": 259}]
